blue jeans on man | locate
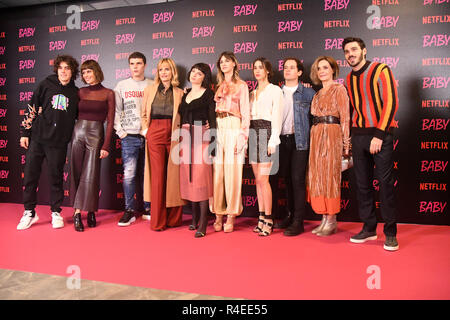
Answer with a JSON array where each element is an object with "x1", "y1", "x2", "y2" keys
[{"x1": 121, "y1": 135, "x2": 150, "y2": 213}]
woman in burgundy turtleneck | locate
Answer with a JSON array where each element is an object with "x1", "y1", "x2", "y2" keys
[{"x1": 70, "y1": 60, "x2": 115, "y2": 232}]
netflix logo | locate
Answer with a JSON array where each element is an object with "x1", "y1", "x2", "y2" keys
[
  {"x1": 116, "y1": 17, "x2": 136, "y2": 26},
  {"x1": 192, "y1": 9, "x2": 215, "y2": 18}
]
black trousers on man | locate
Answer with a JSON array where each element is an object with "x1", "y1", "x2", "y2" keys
[
  {"x1": 23, "y1": 139, "x2": 67, "y2": 213},
  {"x1": 351, "y1": 134, "x2": 397, "y2": 236},
  {"x1": 276, "y1": 134, "x2": 308, "y2": 223}
]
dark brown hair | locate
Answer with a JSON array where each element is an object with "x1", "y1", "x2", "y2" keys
[
  {"x1": 80, "y1": 60, "x2": 104, "y2": 84},
  {"x1": 53, "y1": 55, "x2": 79, "y2": 81},
  {"x1": 342, "y1": 37, "x2": 366, "y2": 51},
  {"x1": 188, "y1": 63, "x2": 212, "y2": 89},
  {"x1": 253, "y1": 57, "x2": 274, "y2": 80},
  {"x1": 128, "y1": 51, "x2": 146, "y2": 65},
  {"x1": 282, "y1": 57, "x2": 304, "y2": 74}
]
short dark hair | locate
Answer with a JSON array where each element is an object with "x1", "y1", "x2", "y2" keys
[
  {"x1": 80, "y1": 60, "x2": 104, "y2": 84},
  {"x1": 188, "y1": 63, "x2": 212, "y2": 89},
  {"x1": 128, "y1": 52, "x2": 146, "y2": 65},
  {"x1": 253, "y1": 57, "x2": 274, "y2": 80},
  {"x1": 282, "y1": 57, "x2": 304, "y2": 74},
  {"x1": 342, "y1": 37, "x2": 366, "y2": 51},
  {"x1": 53, "y1": 55, "x2": 79, "y2": 81}
]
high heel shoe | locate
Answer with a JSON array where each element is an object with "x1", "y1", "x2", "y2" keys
[
  {"x1": 194, "y1": 231, "x2": 206, "y2": 238},
  {"x1": 87, "y1": 212, "x2": 96, "y2": 228},
  {"x1": 73, "y1": 212, "x2": 84, "y2": 232},
  {"x1": 259, "y1": 218, "x2": 273, "y2": 237},
  {"x1": 316, "y1": 215, "x2": 337, "y2": 236},
  {"x1": 223, "y1": 215, "x2": 235, "y2": 233},
  {"x1": 253, "y1": 215, "x2": 265, "y2": 233},
  {"x1": 312, "y1": 214, "x2": 327, "y2": 234},
  {"x1": 213, "y1": 215, "x2": 223, "y2": 232}
]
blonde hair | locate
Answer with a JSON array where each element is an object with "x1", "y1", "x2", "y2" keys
[
  {"x1": 310, "y1": 56, "x2": 339, "y2": 85},
  {"x1": 154, "y1": 58, "x2": 179, "y2": 87},
  {"x1": 216, "y1": 51, "x2": 240, "y2": 87}
]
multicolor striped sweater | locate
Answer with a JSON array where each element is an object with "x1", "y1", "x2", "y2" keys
[{"x1": 346, "y1": 61, "x2": 398, "y2": 139}]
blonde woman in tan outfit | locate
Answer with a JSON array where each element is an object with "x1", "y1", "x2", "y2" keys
[
  {"x1": 307, "y1": 56, "x2": 350, "y2": 236},
  {"x1": 141, "y1": 58, "x2": 186, "y2": 231}
]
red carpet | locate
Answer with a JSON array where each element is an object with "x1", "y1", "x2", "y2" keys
[{"x1": 0, "y1": 203, "x2": 449, "y2": 299}]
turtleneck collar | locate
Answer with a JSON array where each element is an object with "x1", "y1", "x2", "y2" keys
[{"x1": 87, "y1": 83, "x2": 103, "y2": 90}]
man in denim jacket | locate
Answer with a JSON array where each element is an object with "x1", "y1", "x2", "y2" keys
[{"x1": 275, "y1": 57, "x2": 315, "y2": 236}]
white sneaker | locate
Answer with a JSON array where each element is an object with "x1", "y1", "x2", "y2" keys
[
  {"x1": 17, "y1": 210, "x2": 39, "y2": 230},
  {"x1": 142, "y1": 212, "x2": 151, "y2": 221},
  {"x1": 51, "y1": 212, "x2": 64, "y2": 229}
]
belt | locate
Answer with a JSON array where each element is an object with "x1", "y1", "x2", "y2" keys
[
  {"x1": 216, "y1": 112, "x2": 233, "y2": 119},
  {"x1": 281, "y1": 134, "x2": 295, "y2": 139},
  {"x1": 151, "y1": 115, "x2": 172, "y2": 120},
  {"x1": 312, "y1": 116, "x2": 340, "y2": 125},
  {"x1": 126, "y1": 133, "x2": 142, "y2": 138}
]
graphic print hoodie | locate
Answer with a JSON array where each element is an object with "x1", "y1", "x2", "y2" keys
[{"x1": 20, "y1": 74, "x2": 79, "y2": 147}]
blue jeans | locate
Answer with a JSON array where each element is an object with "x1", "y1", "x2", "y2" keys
[{"x1": 121, "y1": 135, "x2": 150, "y2": 212}]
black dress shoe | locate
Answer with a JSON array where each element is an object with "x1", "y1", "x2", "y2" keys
[
  {"x1": 283, "y1": 220, "x2": 304, "y2": 236},
  {"x1": 73, "y1": 213, "x2": 84, "y2": 232},
  {"x1": 274, "y1": 213, "x2": 292, "y2": 229},
  {"x1": 87, "y1": 212, "x2": 96, "y2": 228}
]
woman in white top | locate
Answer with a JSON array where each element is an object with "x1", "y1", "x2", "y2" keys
[{"x1": 249, "y1": 57, "x2": 284, "y2": 236}]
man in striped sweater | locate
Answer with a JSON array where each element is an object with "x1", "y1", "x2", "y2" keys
[{"x1": 343, "y1": 37, "x2": 399, "y2": 251}]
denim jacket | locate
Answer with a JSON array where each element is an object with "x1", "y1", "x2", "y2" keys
[{"x1": 283, "y1": 84, "x2": 315, "y2": 150}]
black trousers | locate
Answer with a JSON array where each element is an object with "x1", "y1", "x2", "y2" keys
[
  {"x1": 277, "y1": 134, "x2": 309, "y2": 222},
  {"x1": 351, "y1": 134, "x2": 397, "y2": 236},
  {"x1": 23, "y1": 139, "x2": 67, "y2": 213}
]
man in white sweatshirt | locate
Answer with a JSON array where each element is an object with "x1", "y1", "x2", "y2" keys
[{"x1": 114, "y1": 52, "x2": 153, "y2": 226}]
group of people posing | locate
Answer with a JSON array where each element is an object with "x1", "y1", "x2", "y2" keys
[{"x1": 17, "y1": 37, "x2": 400, "y2": 251}]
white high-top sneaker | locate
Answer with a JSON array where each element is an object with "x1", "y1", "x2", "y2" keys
[
  {"x1": 17, "y1": 210, "x2": 39, "y2": 230},
  {"x1": 51, "y1": 212, "x2": 64, "y2": 229}
]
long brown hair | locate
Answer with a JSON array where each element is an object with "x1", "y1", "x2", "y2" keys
[{"x1": 216, "y1": 51, "x2": 240, "y2": 87}]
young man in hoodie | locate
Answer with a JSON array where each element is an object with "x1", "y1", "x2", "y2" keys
[
  {"x1": 17, "y1": 55, "x2": 80, "y2": 230},
  {"x1": 114, "y1": 52, "x2": 153, "y2": 226}
]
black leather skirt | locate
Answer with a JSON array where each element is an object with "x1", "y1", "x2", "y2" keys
[{"x1": 70, "y1": 120, "x2": 104, "y2": 212}]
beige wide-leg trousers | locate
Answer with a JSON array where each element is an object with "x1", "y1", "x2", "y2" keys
[{"x1": 212, "y1": 115, "x2": 245, "y2": 216}]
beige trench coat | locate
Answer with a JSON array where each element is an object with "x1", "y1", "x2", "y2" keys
[{"x1": 141, "y1": 83, "x2": 186, "y2": 207}]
